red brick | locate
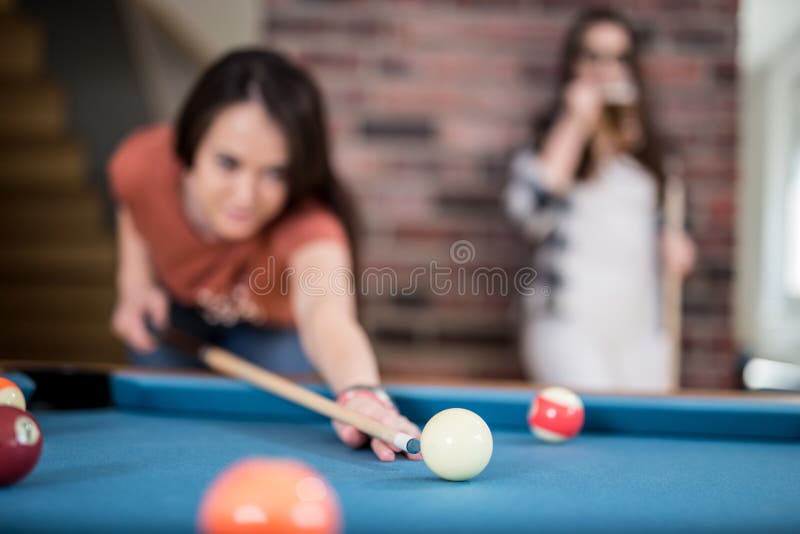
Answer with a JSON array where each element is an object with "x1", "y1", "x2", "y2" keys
[
  {"x1": 265, "y1": 0, "x2": 739, "y2": 388},
  {"x1": 643, "y1": 56, "x2": 706, "y2": 85}
]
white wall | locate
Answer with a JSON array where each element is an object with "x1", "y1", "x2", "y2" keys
[
  {"x1": 134, "y1": 0, "x2": 263, "y2": 60},
  {"x1": 740, "y1": 0, "x2": 800, "y2": 70},
  {"x1": 118, "y1": 0, "x2": 264, "y2": 120},
  {"x1": 738, "y1": 0, "x2": 800, "y2": 362}
]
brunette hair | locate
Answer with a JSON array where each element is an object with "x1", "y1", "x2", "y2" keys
[{"x1": 175, "y1": 48, "x2": 359, "y2": 262}]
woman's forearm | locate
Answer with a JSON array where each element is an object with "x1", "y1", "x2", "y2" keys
[
  {"x1": 298, "y1": 301, "x2": 381, "y2": 394},
  {"x1": 116, "y1": 208, "x2": 155, "y2": 293},
  {"x1": 537, "y1": 113, "x2": 594, "y2": 195},
  {"x1": 289, "y1": 242, "x2": 382, "y2": 393}
]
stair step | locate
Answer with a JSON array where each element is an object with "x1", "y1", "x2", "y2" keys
[
  {"x1": 0, "y1": 137, "x2": 87, "y2": 191},
  {"x1": 0, "y1": 320, "x2": 124, "y2": 362},
  {"x1": 0, "y1": 244, "x2": 115, "y2": 284},
  {"x1": 0, "y1": 15, "x2": 43, "y2": 78},
  {"x1": 0, "y1": 79, "x2": 66, "y2": 138},
  {"x1": 0, "y1": 191, "x2": 110, "y2": 245},
  {"x1": 0, "y1": 284, "x2": 115, "y2": 322}
]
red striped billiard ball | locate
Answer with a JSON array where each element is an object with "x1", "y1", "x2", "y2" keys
[
  {"x1": 0, "y1": 406, "x2": 43, "y2": 486},
  {"x1": 528, "y1": 387, "x2": 585, "y2": 443}
]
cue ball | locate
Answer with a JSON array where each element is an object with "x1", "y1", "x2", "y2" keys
[
  {"x1": 0, "y1": 406, "x2": 43, "y2": 486},
  {"x1": 420, "y1": 408, "x2": 493, "y2": 481},
  {"x1": 0, "y1": 377, "x2": 26, "y2": 411},
  {"x1": 528, "y1": 387, "x2": 585, "y2": 443},
  {"x1": 198, "y1": 458, "x2": 341, "y2": 534}
]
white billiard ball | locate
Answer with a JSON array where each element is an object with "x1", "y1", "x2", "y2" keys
[{"x1": 420, "y1": 408, "x2": 493, "y2": 481}]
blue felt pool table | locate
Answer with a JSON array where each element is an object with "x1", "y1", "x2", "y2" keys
[{"x1": 1, "y1": 371, "x2": 799, "y2": 533}]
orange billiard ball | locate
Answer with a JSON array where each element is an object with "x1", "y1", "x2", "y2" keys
[
  {"x1": 197, "y1": 458, "x2": 341, "y2": 534},
  {"x1": 0, "y1": 377, "x2": 26, "y2": 411}
]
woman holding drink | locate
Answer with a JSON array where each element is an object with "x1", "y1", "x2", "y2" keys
[{"x1": 504, "y1": 9, "x2": 696, "y2": 392}]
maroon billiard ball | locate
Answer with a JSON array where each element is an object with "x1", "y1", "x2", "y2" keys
[{"x1": 0, "y1": 406, "x2": 43, "y2": 486}]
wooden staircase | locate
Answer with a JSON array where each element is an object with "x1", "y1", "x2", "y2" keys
[{"x1": 0, "y1": 0, "x2": 123, "y2": 362}]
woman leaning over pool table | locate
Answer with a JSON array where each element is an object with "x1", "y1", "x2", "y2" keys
[{"x1": 108, "y1": 48, "x2": 420, "y2": 462}]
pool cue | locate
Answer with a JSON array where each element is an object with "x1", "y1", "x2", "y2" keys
[
  {"x1": 160, "y1": 327, "x2": 420, "y2": 455},
  {"x1": 662, "y1": 165, "x2": 686, "y2": 390}
]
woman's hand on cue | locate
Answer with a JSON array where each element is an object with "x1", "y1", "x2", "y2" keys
[
  {"x1": 333, "y1": 392, "x2": 422, "y2": 462},
  {"x1": 111, "y1": 284, "x2": 169, "y2": 352}
]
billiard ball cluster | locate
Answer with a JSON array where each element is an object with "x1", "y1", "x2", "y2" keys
[
  {"x1": 197, "y1": 409, "x2": 495, "y2": 533},
  {"x1": 0, "y1": 377, "x2": 43, "y2": 486},
  {"x1": 195, "y1": 387, "x2": 584, "y2": 532},
  {"x1": 414, "y1": 386, "x2": 585, "y2": 484}
]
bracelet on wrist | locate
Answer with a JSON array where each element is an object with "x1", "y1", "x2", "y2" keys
[{"x1": 336, "y1": 385, "x2": 396, "y2": 411}]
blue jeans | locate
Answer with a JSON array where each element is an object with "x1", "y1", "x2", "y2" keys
[{"x1": 127, "y1": 301, "x2": 314, "y2": 375}]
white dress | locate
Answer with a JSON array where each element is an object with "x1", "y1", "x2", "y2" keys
[{"x1": 504, "y1": 148, "x2": 670, "y2": 392}]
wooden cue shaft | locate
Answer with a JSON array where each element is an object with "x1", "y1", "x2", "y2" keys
[
  {"x1": 663, "y1": 172, "x2": 686, "y2": 389},
  {"x1": 201, "y1": 346, "x2": 419, "y2": 454}
]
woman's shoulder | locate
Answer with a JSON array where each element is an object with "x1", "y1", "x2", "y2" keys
[
  {"x1": 111, "y1": 123, "x2": 173, "y2": 164},
  {"x1": 509, "y1": 144, "x2": 545, "y2": 183},
  {"x1": 510, "y1": 144, "x2": 538, "y2": 163},
  {"x1": 108, "y1": 124, "x2": 179, "y2": 204},
  {"x1": 268, "y1": 201, "x2": 349, "y2": 260}
]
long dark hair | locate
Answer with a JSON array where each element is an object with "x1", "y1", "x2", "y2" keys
[
  {"x1": 175, "y1": 48, "x2": 359, "y2": 265},
  {"x1": 533, "y1": 9, "x2": 667, "y2": 199}
]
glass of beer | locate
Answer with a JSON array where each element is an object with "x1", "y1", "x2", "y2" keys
[{"x1": 600, "y1": 79, "x2": 639, "y2": 145}]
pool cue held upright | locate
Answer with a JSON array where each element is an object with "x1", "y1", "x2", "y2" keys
[
  {"x1": 662, "y1": 161, "x2": 686, "y2": 389},
  {"x1": 160, "y1": 327, "x2": 420, "y2": 454}
]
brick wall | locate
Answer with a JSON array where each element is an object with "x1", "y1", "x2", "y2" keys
[{"x1": 263, "y1": 0, "x2": 739, "y2": 387}]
